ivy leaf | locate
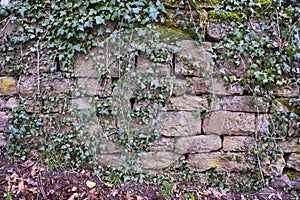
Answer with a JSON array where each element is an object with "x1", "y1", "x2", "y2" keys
[
  {"x1": 19, "y1": 7, "x2": 26, "y2": 17},
  {"x1": 133, "y1": 7, "x2": 141, "y2": 14},
  {"x1": 95, "y1": 16, "x2": 104, "y2": 25}
]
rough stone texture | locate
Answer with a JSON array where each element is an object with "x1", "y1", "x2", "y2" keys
[
  {"x1": 223, "y1": 136, "x2": 254, "y2": 151},
  {"x1": 167, "y1": 95, "x2": 210, "y2": 111},
  {"x1": 140, "y1": 151, "x2": 181, "y2": 169},
  {"x1": 137, "y1": 53, "x2": 171, "y2": 76},
  {"x1": 287, "y1": 153, "x2": 300, "y2": 171},
  {"x1": 74, "y1": 53, "x2": 98, "y2": 78},
  {"x1": 188, "y1": 152, "x2": 251, "y2": 172},
  {"x1": 71, "y1": 98, "x2": 93, "y2": 110},
  {"x1": 275, "y1": 82, "x2": 299, "y2": 97},
  {"x1": 203, "y1": 111, "x2": 255, "y2": 135},
  {"x1": 19, "y1": 75, "x2": 38, "y2": 98},
  {"x1": 77, "y1": 78, "x2": 110, "y2": 96},
  {"x1": 97, "y1": 140, "x2": 124, "y2": 154},
  {"x1": 175, "y1": 77, "x2": 243, "y2": 96},
  {"x1": 6, "y1": 97, "x2": 19, "y2": 109},
  {"x1": 262, "y1": 154, "x2": 286, "y2": 176},
  {"x1": 0, "y1": 112, "x2": 9, "y2": 132},
  {"x1": 175, "y1": 40, "x2": 213, "y2": 77},
  {"x1": 42, "y1": 79, "x2": 70, "y2": 96},
  {"x1": 206, "y1": 22, "x2": 222, "y2": 42},
  {"x1": 0, "y1": 77, "x2": 17, "y2": 96},
  {"x1": 158, "y1": 111, "x2": 201, "y2": 137},
  {"x1": 223, "y1": 96, "x2": 269, "y2": 113},
  {"x1": 24, "y1": 100, "x2": 42, "y2": 113},
  {"x1": 0, "y1": 98, "x2": 6, "y2": 109},
  {"x1": 174, "y1": 135, "x2": 221, "y2": 154},
  {"x1": 97, "y1": 154, "x2": 122, "y2": 168},
  {"x1": 147, "y1": 137, "x2": 175, "y2": 151},
  {"x1": 0, "y1": 132, "x2": 5, "y2": 147},
  {"x1": 278, "y1": 138, "x2": 300, "y2": 153},
  {"x1": 256, "y1": 114, "x2": 270, "y2": 135}
]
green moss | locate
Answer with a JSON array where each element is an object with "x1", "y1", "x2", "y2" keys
[
  {"x1": 208, "y1": 10, "x2": 242, "y2": 23},
  {"x1": 254, "y1": 0, "x2": 272, "y2": 5},
  {"x1": 283, "y1": 169, "x2": 300, "y2": 181}
]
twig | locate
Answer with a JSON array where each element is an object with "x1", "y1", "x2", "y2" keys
[
  {"x1": 38, "y1": 171, "x2": 47, "y2": 199},
  {"x1": 36, "y1": 40, "x2": 40, "y2": 93}
]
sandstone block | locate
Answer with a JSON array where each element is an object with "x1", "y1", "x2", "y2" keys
[
  {"x1": 97, "y1": 154, "x2": 122, "y2": 168},
  {"x1": 256, "y1": 114, "x2": 270, "y2": 135},
  {"x1": 167, "y1": 95, "x2": 212, "y2": 111},
  {"x1": 158, "y1": 111, "x2": 201, "y2": 137},
  {"x1": 42, "y1": 79, "x2": 70, "y2": 96},
  {"x1": 287, "y1": 153, "x2": 300, "y2": 171},
  {"x1": 139, "y1": 151, "x2": 181, "y2": 169},
  {"x1": 174, "y1": 135, "x2": 221, "y2": 154},
  {"x1": 19, "y1": 75, "x2": 38, "y2": 98},
  {"x1": 6, "y1": 98, "x2": 19, "y2": 109},
  {"x1": 261, "y1": 154, "x2": 286, "y2": 176},
  {"x1": 0, "y1": 98, "x2": 6, "y2": 109},
  {"x1": 0, "y1": 77, "x2": 17, "y2": 96},
  {"x1": 0, "y1": 112, "x2": 9, "y2": 132},
  {"x1": 137, "y1": 53, "x2": 171, "y2": 76},
  {"x1": 147, "y1": 137, "x2": 175, "y2": 151},
  {"x1": 223, "y1": 136, "x2": 254, "y2": 151},
  {"x1": 223, "y1": 96, "x2": 269, "y2": 113},
  {"x1": 0, "y1": 132, "x2": 5, "y2": 147},
  {"x1": 203, "y1": 111, "x2": 255, "y2": 135},
  {"x1": 77, "y1": 78, "x2": 111, "y2": 96},
  {"x1": 206, "y1": 22, "x2": 222, "y2": 42},
  {"x1": 278, "y1": 138, "x2": 300, "y2": 153},
  {"x1": 74, "y1": 53, "x2": 98, "y2": 78},
  {"x1": 188, "y1": 152, "x2": 251, "y2": 172},
  {"x1": 71, "y1": 98, "x2": 93, "y2": 110},
  {"x1": 175, "y1": 40, "x2": 213, "y2": 77},
  {"x1": 275, "y1": 82, "x2": 299, "y2": 97}
]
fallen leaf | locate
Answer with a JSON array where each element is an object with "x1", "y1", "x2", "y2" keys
[
  {"x1": 68, "y1": 193, "x2": 79, "y2": 200},
  {"x1": 86, "y1": 180, "x2": 96, "y2": 189}
]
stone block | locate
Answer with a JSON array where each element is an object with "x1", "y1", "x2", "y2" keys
[
  {"x1": 158, "y1": 111, "x2": 201, "y2": 137},
  {"x1": 278, "y1": 138, "x2": 300, "y2": 153},
  {"x1": 0, "y1": 112, "x2": 9, "y2": 132},
  {"x1": 175, "y1": 40, "x2": 213, "y2": 77},
  {"x1": 0, "y1": 98, "x2": 6, "y2": 109},
  {"x1": 223, "y1": 96, "x2": 269, "y2": 113},
  {"x1": 6, "y1": 97, "x2": 19, "y2": 109},
  {"x1": 139, "y1": 151, "x2": 181, "y2": 169},
  {"x1": 74, "y1": 53, "x2": 98, "y2": 78},
  {"x1": 23, "y1": 100, "x2": 42, "y2": 113},
  {"x1": 167, "y1": 95, "x2": 211, "y2": 111},
  {"x1": 206, "y1": 22, "x2": 222, "y2": 42},
  {"x1": 287, "y1": 153, "x2": 300, "y2": 171},
  {"x1": 71, "y1": 97, "x2": 94, "y2": 110},
  {"x1": 0, "y1": 132, "x2": 5, "y2": 147},
  {"x1": 19, "y1": 75, "x2": 38, "y2": 98},
  {"x1": 97, "y1": 154, "x2": 122, "y2": 168},
  {"x1": 275, "y1": 82, "x2": 299, "y2": 97},
  {"x1": 223, "y1": 136, "x2": 254, "y2": 151},
  {"x1": 256, "y1": 114, "x2": 270, "y2": 135},
  {"x1": 137, "y1": 53, "x2": 171, "y2": 76},
  {"x1": 77, "y1": 78, "x2": 111, "y2": 96},
  {"x1": 188, "y1": 152, "x2": 251, "y2": 172},
  {"x1": 203, "y1": 111, "x2": 255, "y2": 135},
  {"x1": 174, "y1": 135, "x2": 221, "y2": 154},
  {"x1": 261, "y1": 154, "x2": 286, "y2": 176},
  {"x1": 42, "y1": 79, "x2": 70, "y2": 96},
  {"x1": 147, "y1": 137, "x2": 175, "y2": 151},
  {"x1": 0, "y1": 77, "x2": 17, "y2": 96}
]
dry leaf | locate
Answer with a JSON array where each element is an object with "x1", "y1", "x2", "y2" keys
[{"x1": 86, "y1": 180, "x2": 96, "y2": 189}]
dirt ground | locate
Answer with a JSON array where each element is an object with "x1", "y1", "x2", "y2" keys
[{"x1": 0, "y1": 155, "x2": 299, "y2": 200}]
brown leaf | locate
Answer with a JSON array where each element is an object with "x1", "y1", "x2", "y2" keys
[{"x1": 68, "y1": 193, "x2": 79, "y2": 200}]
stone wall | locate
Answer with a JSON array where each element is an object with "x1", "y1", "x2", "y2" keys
[{"x1": 0, "y1": 6, "x2": 299, "y2": 185}]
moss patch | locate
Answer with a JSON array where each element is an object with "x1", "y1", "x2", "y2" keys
[
  {"x1": 283, "y1": 168, "x2": 300, "y2": 181},
  {"x1": 208, "y1": 10, "x2": 243, "y2": 23}
]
